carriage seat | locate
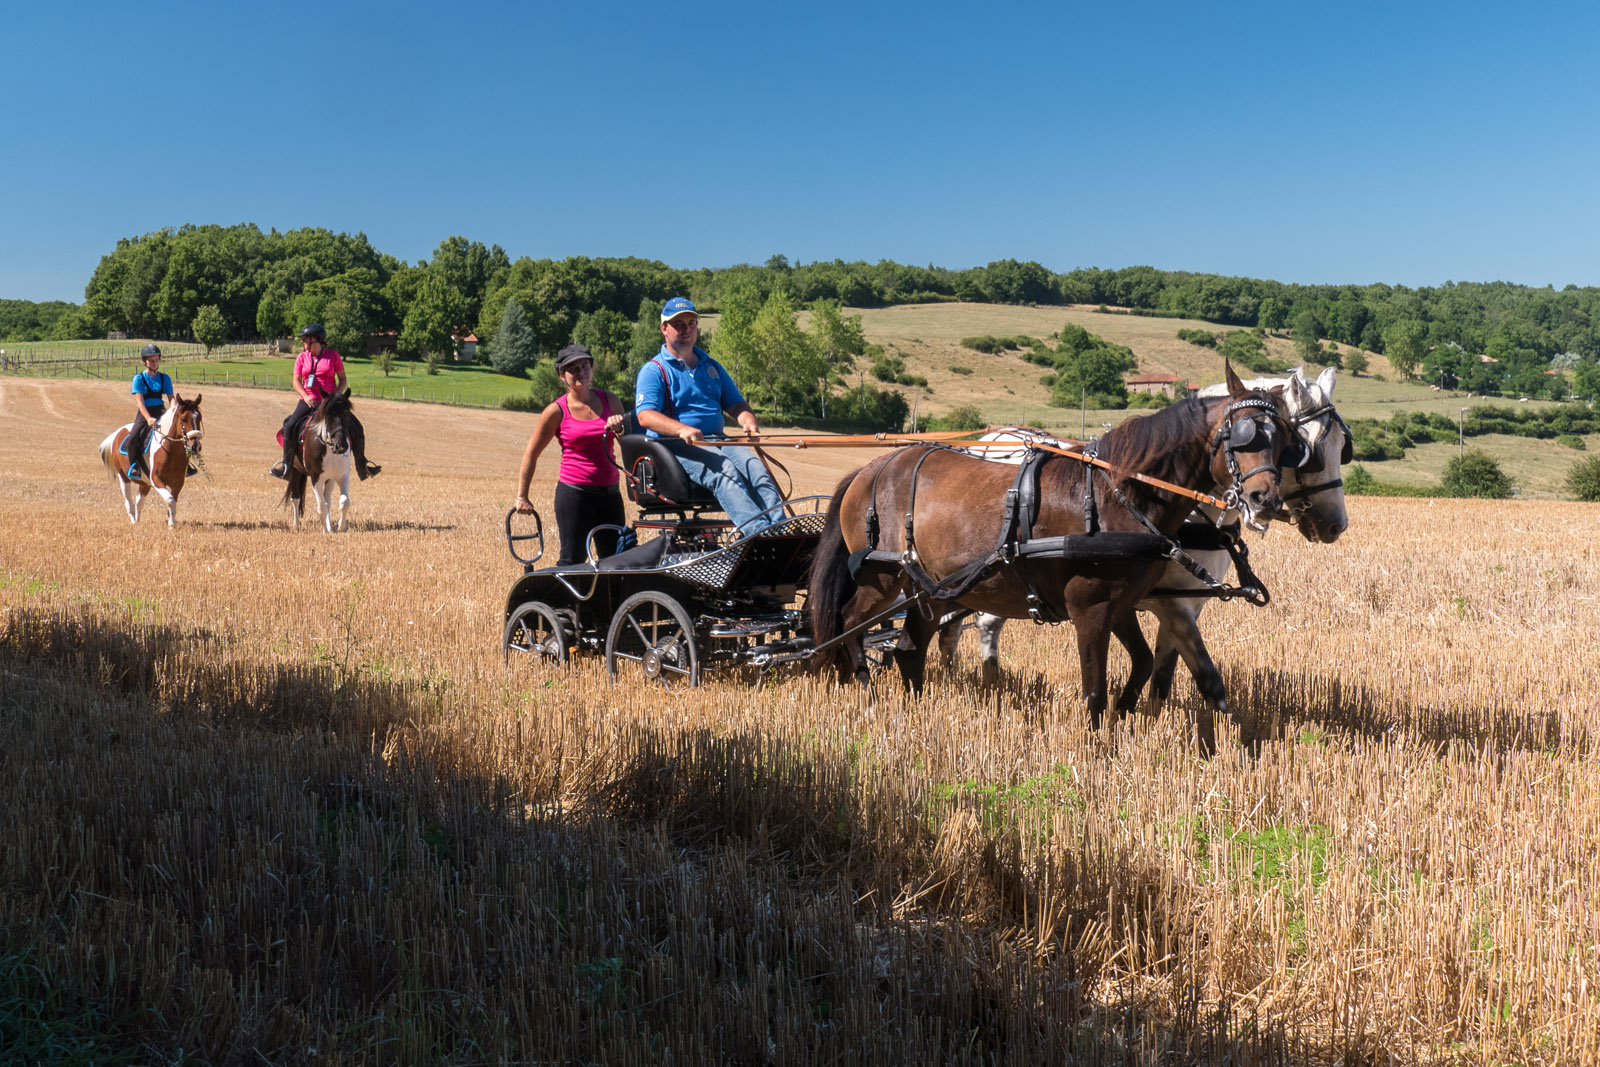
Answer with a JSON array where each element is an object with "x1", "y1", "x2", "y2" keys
[{"x1": 619, "y1": 434, "x2": 722, "y2": 513}]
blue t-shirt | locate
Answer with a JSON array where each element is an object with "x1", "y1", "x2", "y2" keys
[
  {"x1": 131, "y1": 370, "x2": 173, "y2": 411},
  {"x1": 635, "y1": 346, "x2": 747, "y2": 438}
]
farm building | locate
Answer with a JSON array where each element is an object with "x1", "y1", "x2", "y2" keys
[{"x1": 1125, "y1": 371, "x2": 1187, "y2": 398}]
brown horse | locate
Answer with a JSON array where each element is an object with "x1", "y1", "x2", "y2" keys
[
  {"x1": 808, "y1": 363, "x2": 1295, "y2": 752},
  {"x1": 98, "y1": 394, "x2": 204, "y2": 527},
  {"x1": 283, "y1": 388, "x2": 355, "y2": 532}
]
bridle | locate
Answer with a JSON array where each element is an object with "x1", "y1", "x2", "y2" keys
[
  {"x1": 1209, "y1": 396, "x2": 1300, "y2": 501},
  {"x1": 1280, "y1": 401, "x2": 1352, "y2": 508},
  {"x1": 152, "y1": 405, "x2": 203, "y2": 456}
]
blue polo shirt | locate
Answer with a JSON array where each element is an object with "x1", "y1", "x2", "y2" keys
[
  {"x1": 131, "y1": 370, "x2": 173, "y2": 411},
  {"x1": 635, "y1": 345, "x2": 747, "y2": 438}
]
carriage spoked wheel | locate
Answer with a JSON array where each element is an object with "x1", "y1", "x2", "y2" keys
[
  {"x1": 604, "y1": 591, "x2": 701, "y2": 688},
  {"x1": 503, "y1": 601, "x2": 568, "y2": 665}
]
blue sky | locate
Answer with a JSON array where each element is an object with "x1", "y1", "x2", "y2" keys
[{"x1": 6, "y1": 0, "x2": 1600, "y2": 302}]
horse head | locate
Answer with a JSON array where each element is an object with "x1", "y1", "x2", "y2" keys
[
  {"x1": 1276, "y1": 368, "x2": 1350, "y2": 543},
  {"x1": 312, "y1": 389, "x2": 353, "y2": 455},
  {"x1": 170, "y1": 394, "x2": 204, "y2": 456},
  {"x1": 1209, "y1": 361, "x2": 1293, "y2": 532}
]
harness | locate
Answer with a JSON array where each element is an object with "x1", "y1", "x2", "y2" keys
[
  {"x1": 1280, "y1": 402, "x2": 1353, "y2": 507},
  {"x1": 853, "y1": 398, "x2": 1288, "y2": 621}
]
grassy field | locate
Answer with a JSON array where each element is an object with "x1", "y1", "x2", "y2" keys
[{"x1": 2, "y1": 378, "x2": 1599, "y2": 1063}]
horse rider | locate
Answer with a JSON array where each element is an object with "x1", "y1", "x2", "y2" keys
[
  {"x1": 634, "y1": 297, "x2": 785, "y2": 532},
  {"x1": 125, "y1": 344, "x2": 192, "y2": 479},
  {"x1": 269, "y1": 324, "x2": 381, "y2": 480}
]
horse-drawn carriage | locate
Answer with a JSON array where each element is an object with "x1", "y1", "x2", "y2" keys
[
  {"x1": 501, "y1": 433, "x2": 903, "y2": 687},
  {"x1": 502, "y1": 365, "x2": 1350, "y2": 750}
]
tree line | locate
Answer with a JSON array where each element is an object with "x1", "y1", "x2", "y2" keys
[{"x1": 9, "y1": 225, "x2": 1600, "y2": 402}]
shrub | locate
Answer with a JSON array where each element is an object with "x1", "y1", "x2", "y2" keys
[
  {"x1": 371, "y1": 349, "x2": 396, "y2": 377},
  {"x1": 1440, "y1": 449, "x2": 1513, "y2": 499},
  {"x1": 1177, "y1": 328, "x2": 1219, "y2": 348},
  {"x1": 425, "y1": 351, "x2": 445, "y2": 375},
  {"x1": 948, "y1": 365, "x2": 973, "y2": 375},
  {"x1": 1557, "y1": 434, "x2": 1587, "y2": 451},
  {"x1": 940, "y1": 404, "x2": 985, "y2": 431},
  {"x1": 1344, "y1": 465, "x2": 1378, "y2": 494},
  {"x1": 1565, "y1": 454, "x2": 1600, "y2": 501},
  {"x1": 960, "y1": 336, "x2": 1012, "y2": 354}
]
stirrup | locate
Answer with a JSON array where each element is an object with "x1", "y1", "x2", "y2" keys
[
  {"x1": 362, "y1": 461, "x2": 381, "y2": 479},
  {"x1": 269, "y1": 460, "x2": 289, "y2": 480}
]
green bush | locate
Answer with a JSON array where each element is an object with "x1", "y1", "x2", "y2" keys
[
  {"x1": 1565, "y1": 454, "x2": 1600, "y2": 501},
  {"x1": 948, "y1": 365, "x2": 973, "y2": 375},
  {"x1": 927, "y1": 404, "x2": 986, "y2": 432},
  {"x1": 1557, "y1": 434, "x2": 1587, "y2": 450},
  {"x1": 1176, "y1": 328, "x2": 1219, "y2": 348},
  {"x1": 1440, "y1": 449, "x2": 1513, "y2": 499}
]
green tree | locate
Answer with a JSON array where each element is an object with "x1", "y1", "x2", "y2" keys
[
  {"x1": 1258, "y1": 297, "x2": 1286, "y2": 332},
  {"x1": 625, "y1": 297, "x2": 665, "y2": 379},
  {"x1": 1440, "y1": 448, "x2": 1513, "y2": 499},
  {"x1": 1292, "y1": 311, "x2": 1322, "y2": 364},
  {"x1": 191, "y1": 304, "x2": 228, "y2": 352},
  {"x1": 1344, "y1": 349, "x2": 1370, "y2": 376},
  {"x1": 488, "y1": 299, "x2": 539, "y2": 377},
  {"x1": 1564, "y1": 454, "x2": 1600, "y2": 501},
  {"x1": 748, "y1": 291, "x2": 825, "y2": 414},
  {"x1": 809, "y1": 300, "x2": 868, "y2": 379},
  {"x1": 1574, "y1": 357, "x2": 1600, "y2": 399},
  {"x1": 1383, "y1": 320, "x2": 1428, "y2": 380},
  {"x1": 399, "y1": 275, "x2": 468, "y2": 359}
]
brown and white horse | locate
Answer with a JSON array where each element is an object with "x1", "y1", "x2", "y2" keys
[
  {"x1": 97, "y1": 394, "x2": 204, "y2": 527},
  {"x1": 283, "y1": 388, "x2": 354, "y2": 532}
]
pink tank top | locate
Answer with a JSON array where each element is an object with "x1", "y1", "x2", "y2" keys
[{"x1": 556, "y1": 392, "x2": 619, "y2": 486}]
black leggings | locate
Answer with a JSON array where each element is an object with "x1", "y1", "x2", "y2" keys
[
  {"x1": 555, "y1": 482, "x2": 626, "y2": 565},
  {"x1": 126, "y1": 406, "x2": 162, "y2": 470}
]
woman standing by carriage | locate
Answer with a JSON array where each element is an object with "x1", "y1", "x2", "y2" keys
[
  {"x1": 512, "y1": 343, "x2": 629, "y2": 565},
  {"x1": 269, "y1": 324, "x2": 381, "y2": 481}
]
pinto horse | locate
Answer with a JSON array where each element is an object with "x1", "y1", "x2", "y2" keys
[
  {"x1": 283, "y1": 388, "x2": 355, "y2": 532},
  {"x1": 809, "y1": 363, "x2": 1296, "y2": 752},
  {"x1": 97, "y1": 394, "x2": 204, "y2": 527},
  {"x1": 944, "y1": 367, "x2": 1352, "y2": 701}
]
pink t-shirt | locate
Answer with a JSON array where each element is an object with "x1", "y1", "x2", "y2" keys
[
  {"x1": 293, "y1": 347, "x2": 345, "y2": 399},
  {"x1": 556, "y1": 392, "x2": 619, "y2": 487}
]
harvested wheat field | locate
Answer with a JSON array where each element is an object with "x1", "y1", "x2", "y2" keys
[{"x1": 3, "y1": 378, "x2": 1599, "y2": 1065}]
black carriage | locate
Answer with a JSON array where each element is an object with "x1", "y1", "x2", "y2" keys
[{"x1": 502, "y1": 434, "x2": 899, "y2": 686}]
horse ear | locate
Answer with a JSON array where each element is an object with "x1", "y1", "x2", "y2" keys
[
  {"x1": 1224, "y1": 360, "x2": 1247, "y2": 397},
  {"x1": 193, "y1": 393, "x2": 202, "y2": 406},
  {"x1": 1316, "y1": 365, "x2": 1337, "y2": 399}
]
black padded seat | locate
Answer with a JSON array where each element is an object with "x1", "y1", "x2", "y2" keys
[
  {"x1": 594, "y1": 534, "x2": 672, "y2": 572},
  {"x1": 619, "y1": 434, "x2": 721, "y2": 512}
]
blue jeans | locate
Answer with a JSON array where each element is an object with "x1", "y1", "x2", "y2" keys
[{"x1": 663, "y1": 440, "x2": 785, "y2": 532}]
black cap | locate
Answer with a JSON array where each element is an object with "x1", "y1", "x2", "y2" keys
[
  {"x1": 140, "y1": 344, "x2": 161, "y2": 359},
  {"x1": 555, "y1": 343, "x2": 593, "y2": 371},
  {"x1": 299, "y1": 323, "x2": 326, "y2": 341}
]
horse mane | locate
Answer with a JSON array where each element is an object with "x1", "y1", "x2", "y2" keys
[{"x1": 316, "y1": 390, "x2": 352, "y2": 425}]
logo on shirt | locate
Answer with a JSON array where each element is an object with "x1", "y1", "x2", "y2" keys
[{"x1": 636, "y1": 392, "x2": 647, "y2": 405}]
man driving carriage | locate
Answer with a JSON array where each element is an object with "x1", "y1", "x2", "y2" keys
[
  {"x1": 634, "y1": 298, "x2": 785, "y2": 532},
  {"x1": 269, "y1": 324, "x2": 381, "y2": 481}
]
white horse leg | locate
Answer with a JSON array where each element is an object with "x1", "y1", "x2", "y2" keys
[
  {"x1": 976, "y1": 613, "x2": 1005, "y2": 674},
  {"x1": 335, "y1": 473, "x2": 350, "y2": 532},
  {"x1": 153, "y1": 486, "x2": 177, "y2": 527}
]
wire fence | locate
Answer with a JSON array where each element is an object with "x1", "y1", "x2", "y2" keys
[{"x1": 0, "y1": 342, "x2": 269, "y2": 376}]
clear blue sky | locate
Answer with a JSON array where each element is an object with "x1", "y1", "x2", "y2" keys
[{"x1": 6, "y1": 0, "x2": 1600, "y2": 303}]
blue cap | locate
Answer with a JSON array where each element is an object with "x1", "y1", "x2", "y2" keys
[{"x1": 660, "y1": 297, "x2": 698, "y2": 323}]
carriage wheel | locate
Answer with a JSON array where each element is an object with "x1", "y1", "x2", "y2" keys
[
  {"x1": 503, "y1": 601, "x2": 568, "y2": 665},
  {"x1": 604, "y1": 591, "x2": 701, "y2": 688}
]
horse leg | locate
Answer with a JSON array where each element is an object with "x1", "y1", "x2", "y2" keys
[
  {"x1": 1150, "y1": 596, "x2": 1205, "y2": 703},
  {"x1": 934, "y1": 608, "x2": 968, "y2": 668},
  {"x1": 336, "y1": 473, "x2": 350, "y2": 532},
  {"x1": 893, "y1": 603, "x2": 940, "y2": 695},
  {"x1": 976, "y1": 613, "x2": 1005, "y2": 679},
  {"x1": 1145, "y1": 600, "x2": 1225, "y2": 757},
  {"x1": 153, "y1": 486, "x2": 177, "y2": 528},
  {"x1": 1111, "y1": 615, "x2": 1153, "y2": 716},
  {"x1": 1070, "y1": 603, "x2": 1116, "y2": 731}
]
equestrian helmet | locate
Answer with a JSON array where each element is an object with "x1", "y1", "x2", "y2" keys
[
  {"x1": 140, "y1": 343, "x2": 161, "y2": 359},
  {"x1": 299, "y1": 323, "x2": 327, "y2": 342}
]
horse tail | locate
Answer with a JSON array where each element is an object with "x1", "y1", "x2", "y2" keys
[{"x1": 808, "y1": 470, "x2": 861, "y2": 680}]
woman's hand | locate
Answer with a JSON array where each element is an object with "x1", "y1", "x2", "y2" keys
[
  {"x1": 605, "y1": 414, "x2": 626, "y2": 434},
  {"x1": 513, "y1": 495, "x2": 536, "y2": 515}
]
